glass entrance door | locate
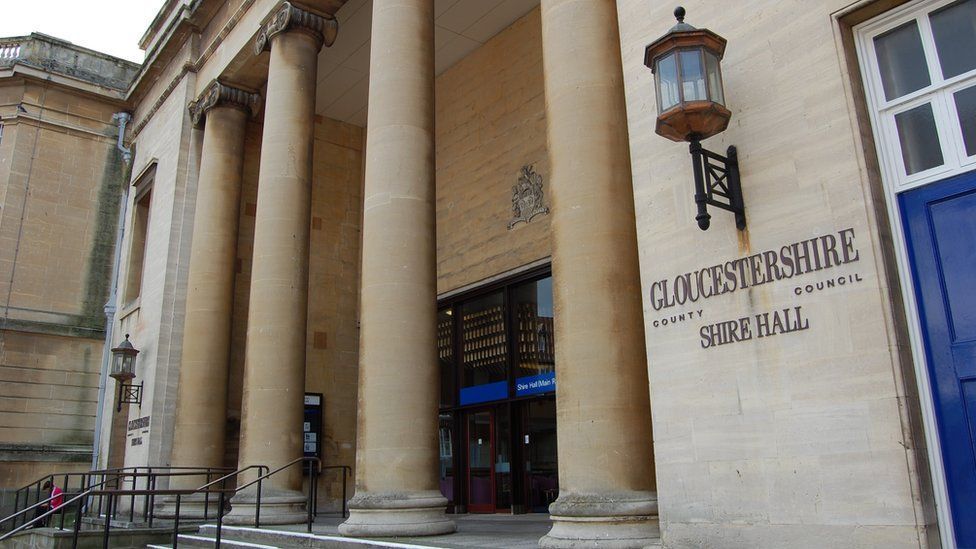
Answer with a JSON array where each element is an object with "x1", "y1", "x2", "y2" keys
[
  {"x1": 466, "y1": 410, "x2": 495, "y2": 513},
  {"x1": 521, "y1": 397, "x2": 558, "y2": 512}
]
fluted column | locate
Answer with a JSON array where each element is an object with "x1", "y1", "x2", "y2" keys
[
  {"x1": 225, "y1": 2, "x2": 337, "y2": 526},
  {"x1": 337, "y1": 0, "x2": 454, "y2": 538},
  {"x1": 161, "y1": 81, "x2": 257, "y2": 517},
  {"x1": 539, "y1": 1, "x2": 660, "y2": 547}
]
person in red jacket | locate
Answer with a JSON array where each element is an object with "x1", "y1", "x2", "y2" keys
[{"x1": 34, "y1": 480, "x2": 63, "y2": 527}]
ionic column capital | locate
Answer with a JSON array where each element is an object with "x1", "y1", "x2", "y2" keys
[
  {"x1": 254, "y1": 2, "x2": 338, "y2": 55},
  {"x1": 188, "y1": 80, "x2": 261, "y2": 126}
]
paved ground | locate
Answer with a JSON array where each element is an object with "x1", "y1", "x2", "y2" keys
[{"x1": 269, "y1": 513, "x2": 550, "y2": 548}]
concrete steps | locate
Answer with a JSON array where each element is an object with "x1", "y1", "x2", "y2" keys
[{"x1": 147, "y1": 524, "x2": 444, "y2": 549}]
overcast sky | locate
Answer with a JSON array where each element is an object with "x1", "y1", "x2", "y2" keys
[{"x1": 0, "y1": 0, "x2": 162, "y2": 63}]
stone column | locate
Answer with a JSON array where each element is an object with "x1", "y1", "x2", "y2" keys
[
  {"x1": 225, "y1": 2, "x2": 337, "y2": 525},
  {"x1": 165, "y1": 82, "x2": 258, "y2": 514},
  {"x1": 539, "y1": 1, "x2": 660, "y2": 547},
  {"x1": 337, "y1": 0, "x2": 454, "y2": 538}
]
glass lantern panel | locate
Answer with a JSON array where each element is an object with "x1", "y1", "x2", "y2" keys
[
  {"x1": 705, "y1": 51, "x2": 724, "y2": 105},
  {"x1": 656, "y1": 53, "x2": 680, "y2": 112},
  {"x1": 873, "y1": 20, "x2": 931, "y2": 101},
  {"x1": 679, "y1": 50, "x2": 707, "y2": 102},
  {"x1": 894, "y1": 102, "x2": 944, "y2": 175},
  {"x1": 930, "y1": 0, "x2": 976, "y2": 80}
]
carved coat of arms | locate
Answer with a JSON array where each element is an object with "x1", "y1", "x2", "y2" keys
[{"x1": 508, "y1": 165, "x2": 549, "y2": 229}]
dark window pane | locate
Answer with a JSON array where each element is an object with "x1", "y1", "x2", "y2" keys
[
  {"x1": 438, "y1": 413, "x2": 454, "y2": 503},
  {"x1": 931, "y1": 0, "x2": 976, "y2": 79},
  {"x1": 495, "y1": 406, "x2": 511, "y2": 510},
  {"x1": 874, "y1": 21, "x2": 931, "y2": 100},
  {"x1": 523, "y1": 399, "x2": 558, "y2": 512},
  {"x1": 512, "y1": 277, "x2": 556, "y2": 396},
  {"x1": 895, "y1": 103, "x2": 944, "y2": 175},
  {"x1": 460, "y1": 292, "x2": 508, "y2": 404},
  {"x1": 438, "y1": 308, "x2": 455, "y2": 407},
  {"x1": 955, "y1": 85, "x2": 976, "y2": 157},
  {"x1": 467, "y1": 411, "x2": 492, "y2": 507}
]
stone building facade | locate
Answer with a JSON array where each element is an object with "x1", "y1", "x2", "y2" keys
[
  {"x1": 0, "y1": 33, "x2": 138, "y2": 514},
  {"x1": 3, "y1": 0, "x2": 976, "y2": 547}
]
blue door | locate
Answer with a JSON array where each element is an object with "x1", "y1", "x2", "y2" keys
[{"x1": 900, "y1": 169, "x2": 976, "y2": 547}]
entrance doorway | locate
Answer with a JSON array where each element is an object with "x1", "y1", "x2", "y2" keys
[
  {"x1": 438, "y1": 267, "x2": 558, "y2": 514},
  {"x1": 462, "y1": 399, "x2": 556, "y2": 514},
  {"x1": 855, "y1": 0, "x2": 976, "y2": 542},
  {"x1": 901, "y1": 171, "x2": 976, "y2": 546},
  {"x1": 465, "y1": 407, "x2": 511, "y2": 513}
]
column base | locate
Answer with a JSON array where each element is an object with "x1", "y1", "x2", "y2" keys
[
  {"x1": 539, "y1": 492, "x2": 661, "y2": 549},
  {"x1": 224, "y1": 489, "x2": 308, "y2": 526},
  {"x1": 154, "y1": 492, "x2": 229, "y2": 520},
  {"x1": 338, "y1": 491, "x2": 456, "y2": 537}
]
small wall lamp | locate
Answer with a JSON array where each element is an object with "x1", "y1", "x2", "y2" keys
[
  {"x1": 110, "y1": 334, "x2": 143, "y2": 411},
  {"x1": 645, "y1": 6, "x2": 745, "y2": 231}
]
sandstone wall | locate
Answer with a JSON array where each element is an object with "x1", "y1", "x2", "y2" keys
[
  {"x1": 616, "y1": 1, "x2": 932, "y2": 546},
  {"x1": 435, "y1": 7, "x2": 550, "y2": 294}
]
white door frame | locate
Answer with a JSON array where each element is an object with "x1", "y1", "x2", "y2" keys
[{"x1": 855, "y1": 0, "x2": 976, "y2": 547}]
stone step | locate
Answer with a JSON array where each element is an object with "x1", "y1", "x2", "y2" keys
[
  {"x1": 180, "y1": 532, "x2": 282, "y2": 548},
  {"x1": 193, "y1": 524, "x2": 447, "y2": 548}
]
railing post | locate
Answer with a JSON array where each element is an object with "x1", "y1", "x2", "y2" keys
[
  {"x1": 255, "y1": 477, "x2": 262, "y2": 529},
  {"x1": 143, "y1": 468, "x2": 151, "y2": 522},
  {"x1": 172, "y1": 495, "x2": 181, "y2": 548},
  {"x1": 72, "y1": 494, "x2": 83, "y2": 549},
  {"x1": 342, "y1": 466, "x2": 348, "y2": 518},
  {"x1": 307, "y1": 461, "x2": 313, "y2": 533},
  {"x1": 129, "y1": 471, "x2": 135, "y2": 523},
  {"x1": 204, "y1": 470, "x2": 212, "y2": 520},
  {"x1": 12, "y1": 490, "x2": 20, "y2": 529},
  {"x1": 102, "y1": 494, "x2": 113, "y2": 549},
  {"x1": 216, "y1": 490, "x2": 224, "y2": 547},
  {"x1": 148, "y1": 473, "x2": 156, "y2": 527}
]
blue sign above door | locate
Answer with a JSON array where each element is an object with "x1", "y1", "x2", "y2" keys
[
  {"x1": 460, "y1": 381, "x2": 508, "y2": 406},
  {"x1": 516, "y1": 372, "x2": 556, "y2": 397}
]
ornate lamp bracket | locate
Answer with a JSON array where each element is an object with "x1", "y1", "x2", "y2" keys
[
  {"x1": 689, "y1": 138, "x2": 745, "y2": 231},
  {"x1": 117, "y1": 381, "x2": 143, "y2": 411}
]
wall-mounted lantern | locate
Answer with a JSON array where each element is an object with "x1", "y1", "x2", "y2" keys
[
  {"x1": 110, "y1": 334, "x2": 142, "y2": 411},
  {"x1": 645, "y1": 6, "x2": 745, "y2": 231}
]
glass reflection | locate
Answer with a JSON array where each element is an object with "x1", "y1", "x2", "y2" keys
[
  {"x1": 895, "y1": 102, "x2": 944, "y2": 175},
  {"x1": 438, "y1": 308, "x2": 455, "y2": 407},
  {"x1": 874, "y1": 21, "x2": 931, "y2": 101},
  {"x1": 657, "y1": 53, "x2": 680, "y2": 111},
  {"x1": 460, "y1": 291, "x2": 508, "y2": 396},
  {"x1": 930, "y1": 0, "x2": 976, "y2": 79},
  {"x1": 705, "y1": 52, "x2": 724, "y2": 105},
  {"x1": 955, "y1": 85, "x2": 976, "y2": 157},
  {"x1": 512, "y1": 277, "x2": 555, "y2": 381},
  {"x1": 679, "y1": 50, "x2": 707, "y2": 102}
]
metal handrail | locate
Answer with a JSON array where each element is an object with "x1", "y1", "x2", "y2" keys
[
  {"x1": 0, "y1": 487, "x2": 91, "y2": 543},
  {"x1": 195, "y1": 464, "x2": 268, "y2": 491},
  {"x1": 0, "y1": 467, "x2": 234, "y2": 546},
  {"x1": 319, "y1": 465, "x2": 352, "y2": 518},
  {"x1": 9, "y1": 466, "x2": 232, "y2": 529},
  {"x1": 1, "y1": 459, "x2": 349, "y2": 548},
  {"x1": 231, "y1": 456, "x2": 321, "y2": 532}
]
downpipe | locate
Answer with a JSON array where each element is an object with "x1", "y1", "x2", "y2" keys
[{"x1": 91, "y1": 112, "x2": 132, "y2": 470}]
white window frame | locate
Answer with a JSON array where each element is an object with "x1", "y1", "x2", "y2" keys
[
  {"x1": 855, "y1": 1, "x2": 976, "y2": 547},
  {"x1": 858, "y1": 0, "x2": 976, "y2": 191}
]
